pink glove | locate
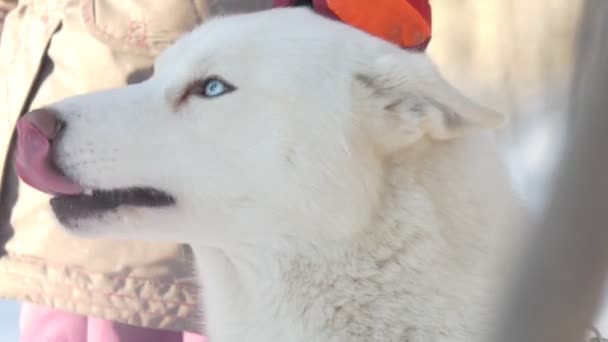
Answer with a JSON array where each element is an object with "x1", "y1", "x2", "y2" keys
[{"x1": 19, "y1": 303, "x2": 205, "y2": 342}]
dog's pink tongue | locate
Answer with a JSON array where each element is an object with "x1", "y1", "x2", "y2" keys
[{"x1": 15, "y1": 117, "x2": 82, "y2": 195}]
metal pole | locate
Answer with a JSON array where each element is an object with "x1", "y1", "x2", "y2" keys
[{"x1": 491, "y1": 1, "x2": 608, "y2": 342}]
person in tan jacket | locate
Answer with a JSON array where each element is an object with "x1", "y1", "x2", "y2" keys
[{"x1": 0, "y1": 0, "x2": 272, "y2": 341}]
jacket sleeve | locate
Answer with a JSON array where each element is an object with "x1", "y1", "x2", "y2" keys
[{"x1": 0, "y1": 0, "x2": 17, "y2": 34}]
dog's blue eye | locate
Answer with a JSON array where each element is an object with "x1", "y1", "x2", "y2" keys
[
  {"x1": 201, "y1": 78, "x2": 233, "y2": 98},
  {"x1": 205, "y1": 80, "x2": 225, "y2": 96}
]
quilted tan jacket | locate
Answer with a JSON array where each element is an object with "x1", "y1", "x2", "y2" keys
[{"x1": 0, "y1": 0, "x2": 272, "y2": 333}]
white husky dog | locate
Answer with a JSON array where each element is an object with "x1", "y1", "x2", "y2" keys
[{"x1": 15, "y1": 8, "x2": 517, "y2": 342}]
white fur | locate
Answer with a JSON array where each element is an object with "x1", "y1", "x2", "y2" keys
[{"x1": 45, "y1": 8, "x2": 518, "y2": 341}]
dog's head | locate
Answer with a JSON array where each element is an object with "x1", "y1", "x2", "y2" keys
[{"x1": 15, "y1": 8, "x2": 504, "y2": 246}]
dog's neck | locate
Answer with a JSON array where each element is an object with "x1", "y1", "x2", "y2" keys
[{"x1": 192, "y1": 136, "x2": 513, "y2": 342}]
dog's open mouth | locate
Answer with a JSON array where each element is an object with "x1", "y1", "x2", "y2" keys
[
  {"x1": 14, "y1": 117, "x2": 175, "y2": 223},
  {"x1": 50, "y1": 187, "x2": 175, "y2": 223}
]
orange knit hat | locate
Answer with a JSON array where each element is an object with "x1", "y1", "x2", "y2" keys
[{"x1": 273, "y1": 0, "x2": 432, "y2": 50}]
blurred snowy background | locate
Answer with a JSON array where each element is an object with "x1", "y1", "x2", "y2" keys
[
  {"x1": 0, "y1": 0, "x2": 603, "y2": 340},
  {"x1": 0, "y1": 300, "x2": 19, "y2": 341},
  {"x1": 429, "y1": 0, "x2": 580, "y2": 214},
  {"x1": 428, "y1": 0, "x2": 608, "y2": 337}
]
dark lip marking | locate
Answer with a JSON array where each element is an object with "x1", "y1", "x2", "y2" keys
[{"x1": 50, "y1": 187, "x2": 175, "y2": 225}]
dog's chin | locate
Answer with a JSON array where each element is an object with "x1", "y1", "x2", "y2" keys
[{"x1": 50, "y1": 187, "x2": 175, "y2": 231}]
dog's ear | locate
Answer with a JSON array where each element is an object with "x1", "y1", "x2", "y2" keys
[{"x1": 356, "y1": 52, "x2": 506, "y2": 151}]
